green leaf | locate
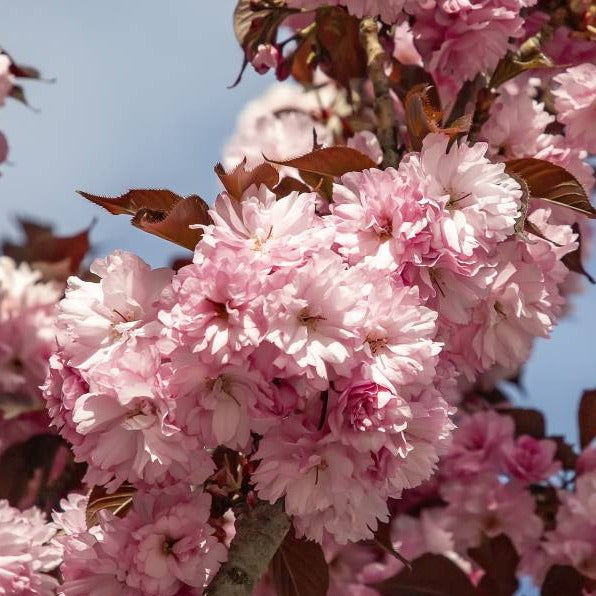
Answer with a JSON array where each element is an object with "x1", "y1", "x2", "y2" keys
[
  {"x1": 270, "y1": 528, "x2": 329, "y2": 596},
  {"x1": 505, "y1": 158, "x2": 596, "y2": 219}
]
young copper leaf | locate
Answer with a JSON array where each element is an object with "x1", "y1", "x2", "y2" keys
[
  {"x1": 389, "y1": 61, "x2": 439, "y2": 107},
  {"x1": 8, "y1": 61, "x2": 42, "y2": 80},
  {"x1": 468, "y1": 534, "x2": 520, "y2": 596},
  {"x1": 489, "y1": 50, "x2": 554, "y2": 90},
  {"x1": 0, "y1": 131, "x2": 8, "y2": 164},
  {"x1": 579, "y1": 389, "x2": 596, "y2": 448},
  {"x1": 270, "y1": 528, "x2": 329, "y2": 596},
  {"x1": 9, "y1": 85, "x2": 34, "y2": 109},
  {"x1": 233, "y1": 0, "x2": 285, "y2": 45},
  {"x1": 78, "y1": 189, "x2": 181, "y2": 216},
  {"x1": 214, "y1": 159, "x2": 279, "y2": 200},
  {"x1": 542, "y1": 565, "x2": 586, "y2": 596},
  {"x1": 499, "y1": 407, "x2": 546, "y2": 439},
  {"x1": 86, "y1": 483, "x2": 136, "y2": 528},
  {"x1": 562, "y1": 223, "x2": 595, "y2": 284},
  {"x1": 131, "y1": 196, "x2": 210, "y2": 250},
  {"x1": 78, "y1": 189, "x2": 211, "y2": 250},
  {"x1": 0, "y1": 433, "x2": 85, "y2": 514},
  {"x1": 551, "y1": 436, "x2": 578, "y2": 470},
  {"x1": 505, "y1": 159, "x2": 596, "y2": 218},
  {"x1": 315, "y1": 7, "x2": 367, "y2": 88},
  {"x1": 273, "y1": 176, "x2": 313, "y2": 198},
  {"x1": 266, "y1": 146, "x2": 376, "y2": 178},
  {"x1": 372, "y1": 554, "x2": 477, "y2": 596},
  {"x1": 3, "y1": 220, "x2": 92, "y2": 278}
]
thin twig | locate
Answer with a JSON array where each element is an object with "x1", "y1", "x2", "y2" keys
[{"x1": 359, "y1": 17, "x2": 399, "y2": 168}]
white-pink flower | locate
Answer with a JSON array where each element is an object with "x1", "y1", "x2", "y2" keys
[
  {"x1": 553, "y1": 63, "x2": 596, "y2": 154},
  {"x1": 58, "y1": 251, "x2": 172, "y2": 370},
  {"x1": 0, "y1": 500, "x2": 61, "y2": 596},
  {"x1": 0, "y1": 55, "x2": 14, "y2": 106}
]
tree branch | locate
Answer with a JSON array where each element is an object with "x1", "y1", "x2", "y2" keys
[
  {"x1": 206, "y1": 499, "x2": 291, "y2": 596},
  {"x1": 359, "y1": 17, "x2": 399, "y2": 169}
]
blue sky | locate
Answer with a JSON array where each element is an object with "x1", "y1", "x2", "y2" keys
[{"x1": 1, "y1": 0, "x2": 594, "y2": 443}]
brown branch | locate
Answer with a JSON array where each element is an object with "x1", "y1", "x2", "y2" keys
[
  {"x1": 206, "y1": 499, "x2": 291, "y2": 596},
  {"x1": 359, "y1": 17, "x2": 399, "y2": 169}
]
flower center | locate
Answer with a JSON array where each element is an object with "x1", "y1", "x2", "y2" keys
[
  {"x1": 297, "y1": 308, "x2": 326, "y2": 330},
  {"x1": 366, "y1": 336, "x2": 387, "y2": 355}
]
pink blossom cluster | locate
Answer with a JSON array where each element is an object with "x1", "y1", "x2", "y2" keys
[
  {"x1": 285, "y1": 0, "x2": 419, "y2": 23},
  {"x1": 46, "y1": 116, "x2": 585, "y2": 549},
  {"x1": 253, "y1": 410, "x2": 595, "y2": 595},
  {"x1": 0, "y1": 499, "x2": 61, "y2": 595},
  {"x1": 0, "y1": 256, "x2": 61, "y2": 405},
  {"x1": 53, "y1": 487, "x2": 227, "y2": 595}
]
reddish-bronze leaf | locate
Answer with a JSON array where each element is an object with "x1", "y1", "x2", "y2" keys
[
  {"x1": 78, "y1": 189, "x2": 181, "y2": 216},
  {"x1": 315, "y1": 7, "x2": 367, "y2": 88},
  {"x1": 0, "y1": 432, "x2": 85, "y2": 514},
  {"x1": 542, "y1": 565, "x2": 586, "y2": 596},
  {"x1": 579, "y1": 389, "x2": 596, "y2": 448},
  {"x1": 468, "y1": 534, "x2": 520, "y2": 596},
  {"x1": 499, "y1": 407, "x2": 546, "y2": 439},
  {"x1": 562, "y1": 223, "x2": 595, "y2": 284},
  {"x1": 78, "y1": 189, "x2": 211, "y2": 250},
  {"x1": 3, "y1": 220, "x2": 92, "y2": 279},
  {"x1": 0, "y1": 131, "x2": 8, "y2": 163},
  {"x1": 214, "y1": 159, "x2": 279, "y2": 200},
  {"x1": 266, "y1": 146, "x2": 376, "y2": 179},
  {"x1": 389, "y1": 62, "x2": 439, "y2": 106},
  {"x1": 404, "y1": 85, "x2": 440, "y2": 151},
  {"x1": 551, "y1": 435, "x2": 578, "y2": 470},
  {"x1": 273, "y1": 176, "x2": 313, "y2": 198},
  {"x1": 490, "y1": 49, "x2": 554, "y2": 90},
  {"x1": 290, "y1": 35, "x2": 316, "y2": 85},
  {"x1": 505, "y1": 159, "x2": 596, "y2": 218},
  {"x1": 270, "y1": 528, "x2": 329, "y2": 596},
  {"x1": 372, "y1": 553, "x2": 477, "y2": 596},
  {"x1": 86, "y1": 483, "x2": 136, "y2": 529}
]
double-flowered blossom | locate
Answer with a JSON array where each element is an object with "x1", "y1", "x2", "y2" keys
[
  {"x1": 0, "y1": 257, "x2": 61, "y2": 402},
  {"x1": 553, "y1": 63, "x2": 596, "y2": 154},
  {"x1": 55, "y1": 487, "x2": 227, "y2": 595},
  {"x1": 0, "y1": 500, "x2": 61, "y2": 595}
]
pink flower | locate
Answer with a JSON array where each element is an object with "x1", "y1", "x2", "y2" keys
[
  {"x1": 162, "y1": 351, "x2": 276, "y2": 450},
  {"x1": 254, "y1": 417, "x2": 389, "y2": 544},
  {"x1": 409, "y1": 134, "x2": 521, "y2": 256},
  {"x1": 577, "y1": 447, "x2": 596, "y2": 476},
  {"x1": 462, "y1": 237, "x2": 570, "y2": 371},
  {"x1": 553, "y1": 63, "x2": 596, "y2": 153},
  {"x1": 0, "y1": 257, "x2": 61, "y2": 402},
  {"x1": 286, "y1": 0, "x2": 408, "y2": 23},
  {"x1": 58, "y1": 251, "x2": 172, "y2": 370},
  {"x1": 443, "y1": 410, "x2": 515, "y2": 477},
  {"x1": 482, "y1": 83, "x2": 554, "y2": 158},
  {"x1": 57, "y1": 487, "x2": 227, "y2": 595},
  {"x1": 54, "y1": 347, "x2": 213, "y2": 491},
  {"x1": 441, "y1": 474, "x2": 543, "y2": 555},
  {"x1": 501, "y1": 435, "x2": 561, "y2": 484},
  {"x1": 159, "y1": 255, "x2": 266, "y2": 366},
  {"x1": 347, "y1": 132, "x2": 382, "y2": 165},
  {"x1": 251, "y1": 44, "x2": 280, "y2": 75},
  {"x1": 392, "y1": 21, "x2": 424, "y2": 66},
  {"x1": 264, "y1": 251, "x2": 365, "y2": 383},
  {"x1": 414, "y1": 1, "x2": 524, "y2": 86},
  {"x1": 544, "y1": 471, "x2": 596, "y2": 580},
  {"x1": 331, "y1": 168, "x2": 433, "y2": 270},
  {"x1": 223, "y1": 85, "x2": 333, "y2": 172},
  {"x1": 0, "y1": 55, "x2": 14, "y2": 106},
  {"x1": 0, "y1": 500, "x2": 61, "y2": 595},
  {"x1": 359, "y1": 277, "x2": 440, "y2": 389},
  {"x1": 200, "y1": 185, "x2": 330, "y2": 270}
]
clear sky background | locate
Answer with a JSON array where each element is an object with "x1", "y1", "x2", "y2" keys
[{"x1": 1, "y1": 0, "x2": 594, "y2": 445}]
